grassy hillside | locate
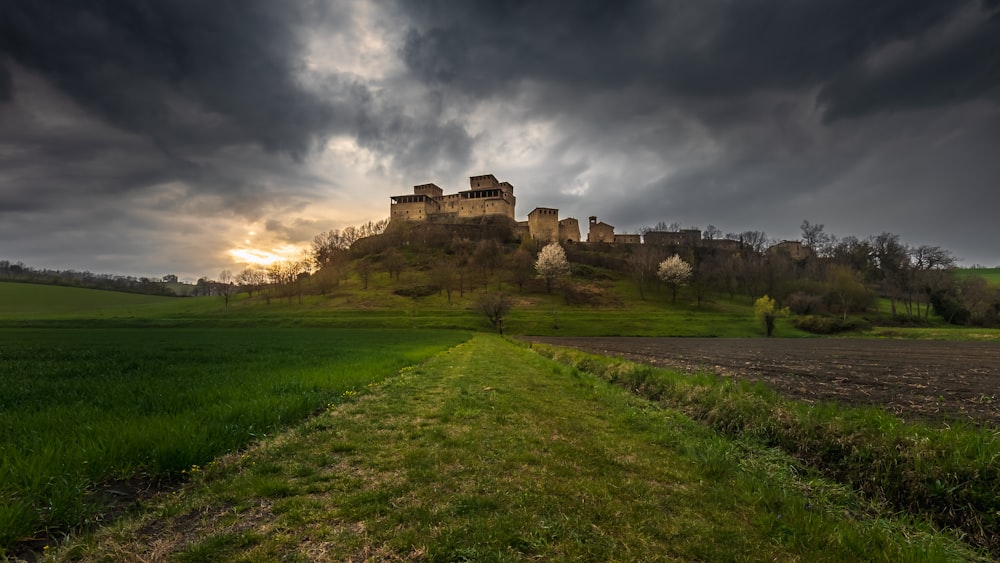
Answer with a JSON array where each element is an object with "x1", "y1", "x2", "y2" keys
[
  {"x1": 44, "y1": 336, "x2": 985, "y2": 561},
  {"x1": 5, "y1": 273, "x2": 999, "y2": 340}
]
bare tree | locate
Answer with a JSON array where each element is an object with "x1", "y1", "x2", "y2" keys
[
  {"x1": 218, "y1": 269, "x2": 236, "y2": 308},
  {"x1": 800, "y1": 220, "x2": 833, "y2": 255},
  {"x1": 381, "y1": 248, "x2": 405, "y2": 280},
  {"x1": 235, "y1": 267, "x2": 265, "y2": 297},
  {"x1": 507, "y1": 248, "x2": 535, "y2": 292},
  {"x1": 476, "y1": 292, "x2": 513, "y2": 334},
  {"x1": 702, "y1": 224, "x2": 723, "y2": 241},
  {"x1": 431, "y1": 256, "x2": 459, "y2": 302},
  {"x1": 535, "y1": 243, "x2": 570, "y2": 293},
  {"x1": 356, "y1": 257, "x2": 372, "y2": 290},
  {"x1": 472, "y1": 239, "x2": 502, "y2": 290},
  {"x1": 627, "y1": 245, "x2": 665, "y2": 300}
]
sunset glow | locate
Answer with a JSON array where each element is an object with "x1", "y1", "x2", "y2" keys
[{"x1": 228, "y1": 244, "x2": 305, "y2": 267}]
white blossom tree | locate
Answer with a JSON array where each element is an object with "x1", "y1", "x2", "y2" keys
[
  {"x1": 657, "y1": 254, "x2": 692, "y2": 302},
  {"x1": 535, "y1": 242, "x2": 570, "y2": 293}
]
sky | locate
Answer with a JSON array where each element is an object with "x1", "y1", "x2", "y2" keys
[{"x1": 2, "y1": 1, "x2": 999, "y2": 281}]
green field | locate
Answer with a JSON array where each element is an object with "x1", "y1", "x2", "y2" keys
[
  {"x1": 0, "y1": 283, "x2": 177, "y2": 318},
  {"x1": 2, "y1": 281, "x2": 999, "y2": 558},
  {"x1": 955, "y1": 267, "x2": 1000, "y2": 285},
  {"x1": 0, "y1": 280, "x2": 806, "y2": 337},
  {"x1": 47, "y1": 336, "x2": 987, "y2": 561},
  {"x1": 0, "y1": 327, "x2": 468, "y2": 549}
]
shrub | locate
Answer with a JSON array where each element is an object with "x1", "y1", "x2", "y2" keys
[
  {"x1": 393, "y1": 285, "x2": 439, "y2": 298},
  {"x1": 786, "y1": 292, "x2": 825, "y2": 315},
  {"x1": 792, "y1": 315, "x2": 871, "y2": 334}
]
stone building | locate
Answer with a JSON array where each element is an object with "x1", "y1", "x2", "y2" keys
[
  {"x1": 614, "y1": 234, "x2": 641, "y2": 244},
  {"x1": 390, "y1": 174, "x2": 516, "y2": 223},
  {"x1": 768, "y1": 240, "x2": 813, "y2": 260},
  {"x1": 587, "y1": 216, "x2": 615, "y2": 243},
  {"x1": 558, "y1": 217, "x2": 581, "y2": 243},
  {"x1": 390, "y1": 174, "x2": 582, "y2": 244},
  {"x1": 527, "y1": 207, "x2": 559, "y2": 243},
  {"x1": 644, "y1": 229, "x2": 702, "y2": 247}
]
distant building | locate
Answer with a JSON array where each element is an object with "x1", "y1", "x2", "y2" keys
[
  {"x1": 644, "y1": 229, "x2": 702, "y2": 247},
  {"x1": 558, "y1": 217, "x2": 581, "y2": 243},
  {"x1": 614, "y1": 234, "x2": 641, "y2": 244},
  {"x1": 769, "y1": 240, "x2": 813, "y2": 260},
  {"x1": 587, "y1": 216, "x2": 615, "y2": 243}
]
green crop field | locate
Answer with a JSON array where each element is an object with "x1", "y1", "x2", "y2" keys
[
  {"x1": 955, "y1": 267, "x2": 1000, "y2": 285},
  {"x1": 0, "y1": 283, "x2": 178, "y2": 318},
  {"x1": 0, "y1": 327, "x2": 469, "y2": 548}
]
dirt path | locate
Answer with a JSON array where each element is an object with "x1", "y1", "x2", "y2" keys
[{"x1": 527, "y1": 337, "x2": 1000, "y2": 426}]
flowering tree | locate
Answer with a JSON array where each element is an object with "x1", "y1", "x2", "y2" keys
[
  {"x1": 754, "y1": 294, "x2": 790, "y2": 337},
  {"x1": 657, "y1": 254, "x2": 692, "y2": 302},
  {"x1": 535, "y1": 242, "x2": 570, "y2": 293}
]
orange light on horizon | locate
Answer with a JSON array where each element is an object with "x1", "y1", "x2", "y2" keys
[{"x1": 228, "y1": 244, "x2": 305, "y2": 267}]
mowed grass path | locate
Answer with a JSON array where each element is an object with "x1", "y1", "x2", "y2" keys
[
  {"x1": 53, "y1": 336, "x2": 980, "y2": 561},
  {"x1": 0, "y1": 328, "x2": 469, "y2": 551}
]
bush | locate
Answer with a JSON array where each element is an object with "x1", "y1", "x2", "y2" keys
[
  {"x1": 393, "y1": 285, "x2": 439, "y2": 298},
  {"x1": 786, "y1": 292, "x2": 825, "y2": 315},
  {"x1": 792, "y1": 315, "x2": 871, "y2": 335}
]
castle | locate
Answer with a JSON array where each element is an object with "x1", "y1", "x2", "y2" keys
[
  {"x1": 388, "y1": 173, "x2": 811, "y2": 258},
  {"x1": 390, "y1": 174, "x2": 581, "y2": 244}
]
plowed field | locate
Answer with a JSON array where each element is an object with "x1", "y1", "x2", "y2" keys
[{"x1": 528, "y1": 337, "x2": 1000, "y2": 426}]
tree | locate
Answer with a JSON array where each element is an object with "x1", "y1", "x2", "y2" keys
[
  {"x1": 356, "y1": 257, "x2": 372, "y2": 290},
  {"x1": 627, "y1": 245, "x2": 665, "y2": 300},
  {"x1": 657, "y1": 254, "x2": 692, "y2": 303},
  {"x1": 754, "y1": 295, "x2": 789, "y2": 337},
  {"x1": 507, "y1": 248, "x2": 535, "y2": 292},
  {"x1": 218, "y1": 269, "x2": 236, "y2": 308},
  {"x1": 535, "y1": 243, "x2": 570, "y2": 293},
  {"x1": 826, "y1": 265, "x2": 871, "y2": 320},
  {"x1": 800, "y1": 220, "x2": 833, "y2": 255},
  {"x1": 472, "y1": 239, "x2": 502, "y2": 290},
  {"x1": 476, "y1": 292, "x2": 513, "y2": 334},
  {"x1": 381, "y1": 248, "x2": 405, "y2": 280},
  {"x1": 245, "y1": 267, "x2": 268, "y2": 297},
  {"x1": 430, "y1": 256, "x2": 458, "y2": 302}
]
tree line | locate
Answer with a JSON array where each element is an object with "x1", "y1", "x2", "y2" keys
[
  {"x1": 0, "y1": 260, "x2": 178, "y2": 296},
  {"x1": 207, "y1": 217, "x2": 1000, "y2": 328}
]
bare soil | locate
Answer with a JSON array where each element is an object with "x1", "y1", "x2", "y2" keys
[{"x1": 527, "y1": 337, "x2": 1000, "y2": 427}]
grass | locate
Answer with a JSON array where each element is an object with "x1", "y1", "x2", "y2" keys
[
  {"x1": 42, "y1": 336, "x2": 984, "y2": 561},
  {"x1": 0, "y1": 327, "x2": 469, "y2": 552},
  {"x1": 0, "y1": 282, "x2": 177, "y2": 318},
  {"x1": 535, "y1": 343, "x2": 1000, "y2": 556},
  {"x1": 954, "y1": 267, "x2": 1000, "y2": 285},
  {"x1": 0, "y1": 281, "x2": 811, "y2": 337}
]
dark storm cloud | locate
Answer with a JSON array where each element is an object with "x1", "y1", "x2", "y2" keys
[
  {"x1": 394, "y1": 0, "x2": 1000, "y2": 265},
  {"x1": 0, "y1": 1, "x2": 474, "y2": 202},
  {"x1": 0, "y1": 1, "x2": 335, "y2": 156},
  {"x1": 398, "y1": 0, "x2": 999, "y2": 118}
]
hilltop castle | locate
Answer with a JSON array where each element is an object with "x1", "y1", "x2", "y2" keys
[
  {"x1": 388, "y1": 173, "x2": 807, "y2": 257},
  {"x1": 390, "y1": 174, "x2": 580, "y2": 244}
]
